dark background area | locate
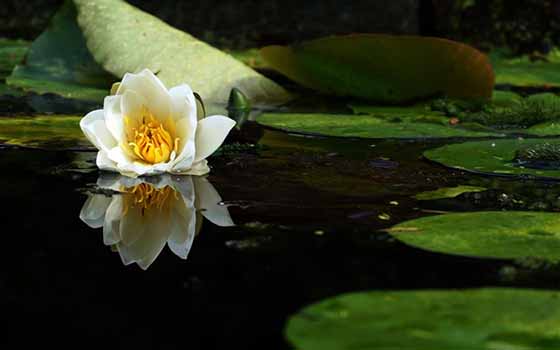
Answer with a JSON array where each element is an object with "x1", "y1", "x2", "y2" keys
[{"x1": 2, "y1": 0, "x2": 560, "y2": 54}]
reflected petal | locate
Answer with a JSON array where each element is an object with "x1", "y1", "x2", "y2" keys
[
  {"x1": 118, "y1": 206, "x2": 173, "y2": 270},
  {"x1": 79, "y1": 194, "x2": 112, "y2": 229},
  {"x1": 103, "y1": 196, "x2": 124, "y2": 245},
  {"x1": 167, "y1": 201, "x2": 197, "y2": 259},
  {"x1": 194, "y1": 176, "x2": 234, "y2": 227},
  {"x1": 80, "y1": 173, "x2": 233, "y2": 269}
]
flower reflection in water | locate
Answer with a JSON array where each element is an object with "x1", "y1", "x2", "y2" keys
[{"x1": 80, "y1": 174, "x2": 234, "y2": 270}]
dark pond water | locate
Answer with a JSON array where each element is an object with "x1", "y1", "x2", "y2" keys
[{"x1": 2, "y1": 124, "x2": 560, "y2": 348}]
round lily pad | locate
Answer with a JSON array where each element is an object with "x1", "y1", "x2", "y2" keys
[
  {"x1": 389, "y1": 211, "x2": 560, "y2": 260},
  {"x1": 286, "y1": 288, "x2": 560, "y2": 350},
  {"x1": 425, "y1": 138, "x2": 560, "y2": 179},
  {"x1": 257, "y1": 113, "x2": 501, "y2": 139}
]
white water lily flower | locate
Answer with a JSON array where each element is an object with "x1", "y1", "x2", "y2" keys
[
  {"x1": 79, "y1": 174, "x2": 234, "y2": 270},
  {"x1": 80, "y1": 69, "x2": 236, "y2": 177}
]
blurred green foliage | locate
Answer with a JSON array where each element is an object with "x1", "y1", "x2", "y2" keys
[{"x1": 433, "y1": 0, "x2": 560, "y2": 54}]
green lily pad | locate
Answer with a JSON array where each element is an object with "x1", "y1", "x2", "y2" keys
[
  {"x1": 529, "y1": 122, "x2": 560, "y2": 136},
  {"x1": 424, "y1": 138, "x2": 560, "y2": 179},
  {"x1": 257, "y1": 113, "x2": 501, "y2": 139},
  {"x1": 389, "y1": 211, "x2": 560, "y2": 260},
  {"x1": 261, "y1": 34, "x2": 494, "y2": 103},
  {"x1": 286, "y1": 288, "x2": 560, "y2": 350},
  {"x1": 491, "y1": 90, "x2": 522, "y2": 107},
  {"x1": 414, "y1": 185, "x2": 487, "y2": 200},
  {"x1": 73, "y1": 0, "x2": 291, "y2": 105},
  {"x1": 7, "y1": 1, "x2": 114, "y2": 102},
  {"x1": 492, "y1": 49, "x2": 560, "y2": 87},
  {"x1": 0, "y1": 115, "x2": 91, "y2": 149},
  {"x1": 349, "y1": 103, "x2": 441, "y2": 118},
  {"x1": 0, "y1": 38, "x2": 29, "y2": 79}
]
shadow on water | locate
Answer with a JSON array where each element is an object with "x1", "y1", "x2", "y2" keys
[{"x1": 2, "y1": 126, "x2": 560, "y2": 348}]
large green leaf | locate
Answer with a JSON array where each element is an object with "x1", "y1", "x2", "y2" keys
[
  {"x1": 261, "y1": 34, "x2": 494, "y2": 103},
  {"x1": 73, "y1": 0, "x2": 291, "y2": 105},
  {"x1": 0, "y1": 115, "x2": 91, "y2": 149},
  {"x1": 390, "y1": 211, "x2": 560, "y2": 260},
  {"x1": 492, "y1": 49, "x2": 560, "y2": 87},
  {"x1": 257, "y1": 112, "x2": 501, "y2": 139},
  {"x1": 286, "y1": 288, "x2": 560, "y2": 350},
  {"x1": 424, "y1": 138, "x2": 560, "y2": 179},
  {"x1": 6, "y1": 1, "x2": 114, "y2": 102}
]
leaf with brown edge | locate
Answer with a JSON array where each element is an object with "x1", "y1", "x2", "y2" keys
[{"x1": 261, "y1": 34, "x2": 494, "y2": 103}]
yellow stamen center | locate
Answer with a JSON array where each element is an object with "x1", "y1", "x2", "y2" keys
[{"x1": 127, "y1": 107, "x2": 179, "y2": 164}]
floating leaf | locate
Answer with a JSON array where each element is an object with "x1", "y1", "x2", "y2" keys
[
  {"x1": 261, "y1": 34, "x2": 494, "y2": 103},
  {"x1": 257, "y1": 113, "x2": 501, "y2": 139},
  {"x1": 6, "y1": 1, "x2": 114, "y2": 102},
  {"x1": 414, "y1": 185, "x2": 486, "y2": 200},
  {"x1": 73, "y1": 0, "x2": 291, "y2": 105},
  {"x1": 0, "y1": 115, "x2": 91, "y2": 150},
  {"x1": 491, "y1": 90, "x2": 522, "y2": 107},
  {"x1": 492, "y1": 49, "x2": 560, "y2": 87},
  {"x1": 349, "y1": 103, "x2": 441, "y2": 118},
  {"x1": 286, "y1": 288, "x2": 560, "y2": 350},
  {"x1": 424, "y1": 138, "x2": 560, "y2": 179},
  {"x1": 390, "y1": 211, "x2": 560, "y2": 260}
]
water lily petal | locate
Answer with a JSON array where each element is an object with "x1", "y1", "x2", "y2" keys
[
  {"x1": 120, "y1": 162, "x2": 171, "y2": 178},
  {"x1": 120, "y1": 89, "x2": 143, "y2": 130},
  {"x1": 169, "y1": 85, "x2": 198, "y2": 172},
  {"x1": 169, "y1": 84, "x2": 197, "y2": 122},
  {"x1": 170, "y1": 160, "x2": 210, "y2": 176},
  {"x1": 194, "y1": 176, "x2": 235, "y2": 227},
  {"x1": 106, "y1": 147, "x2": 162, "y2": 177},
  {"x1": 79, "y1": 194, "x2": 112, "y2": 229},
  {"x1": 96, "y1": 151, "x2": 118, "y2": 172},
  {"x1": 103, "y1": 95, "x2": 126, "y2": 143},
  {"x1": 194, "y1": 115, "x2": 236, "y2": 162},
  {"x1": 170, "y1": 138, "x2": 195, "y2": 173},
  {"x1": 107, "y1": 146, "x2": 132, "y2": 166},
  {"x1": 117, "y1": 69, "x2": 171, "y2": 124},
  {"x1": 80, "y1": 109, "x2": 117, "y2": 151}
]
